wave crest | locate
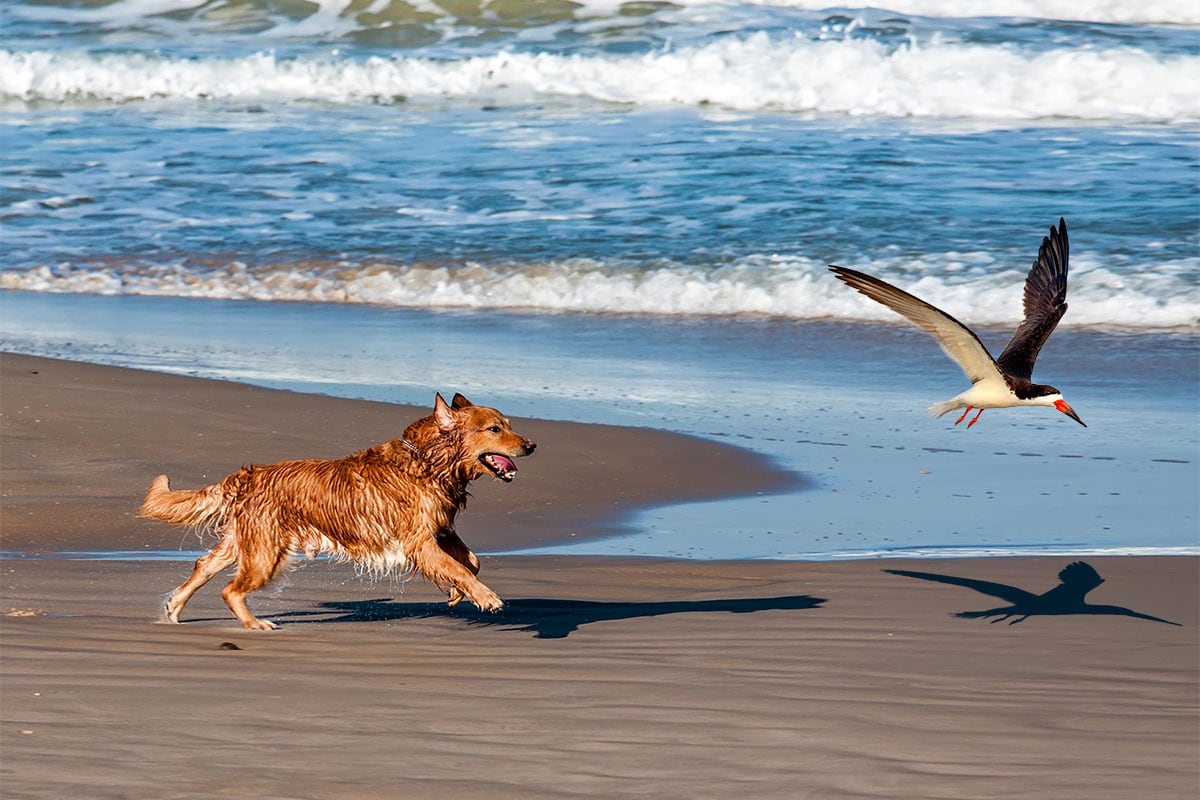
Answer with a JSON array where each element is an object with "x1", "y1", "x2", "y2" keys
[
  {"x1": 3, "y1": 37, "x2": 1197, "y2": 122},
  {"x1": 3, "y1": 256, "x2": 1196, "y2": 328},
  {"x1": 7, "y1": 0, "x2": 1200, "y2": 30}
]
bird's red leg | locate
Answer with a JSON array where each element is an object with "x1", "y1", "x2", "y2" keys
[
  {"x1": 954, "y1": 405, "x2": 974, "y2": 426},
  {"x1": 967, "y1": 408, "x2": 985, "y2": 428}
]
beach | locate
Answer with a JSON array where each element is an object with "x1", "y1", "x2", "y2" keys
[
  {"x1": 2, "y1": 354, "x2": 1196, "y2": 800},
  {"x1": 3, "y1": 2, "x2": 1198, "y2": 796}
]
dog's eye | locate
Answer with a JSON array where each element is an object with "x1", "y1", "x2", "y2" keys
[{"x1": 487, "y1": 426, "x2": 502, "y2": 433}]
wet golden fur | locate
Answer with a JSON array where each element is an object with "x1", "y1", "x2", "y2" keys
[{"x1": 139, "y1": 393, "x2": 536, "y2": 630}]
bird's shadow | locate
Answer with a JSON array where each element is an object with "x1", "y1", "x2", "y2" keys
[
  {"x1": 884, "y1": 561, "x2": 1179, "y2": 626},
  {"x1": 270, "y1": 594, "x2": 827, "y2": 638}
]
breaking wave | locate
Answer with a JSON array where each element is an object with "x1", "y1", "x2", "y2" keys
[
  {"x1": 3, "y1": 255, "x2": 1196, "y2": 328},
  {"x1": 6, "y1": 0, "x2": 1199, "y2": 31},
  {"x1": 3, "y1": 36, "x2": 1197, "y2": 122}
]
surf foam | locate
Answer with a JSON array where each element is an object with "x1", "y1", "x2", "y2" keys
[
  {"x1": 4, "y1": 37, "x2": 1197, "y2": 123},
  {"x1": 3, "y1": 255, "x2": 1196, "y2": 328}
]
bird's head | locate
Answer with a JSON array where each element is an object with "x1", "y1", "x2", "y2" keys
[{"x1": 1032, "y1": 386, "x2": 1086, "y2": 427}]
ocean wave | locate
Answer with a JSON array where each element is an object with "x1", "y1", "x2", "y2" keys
[
  {"x1": 3, "y1": 37, "x2": 1197, "y2": 122},
  {"x1": 3, "y1": 256, "x2": 1196, "y2": 328},
  {"x1": 6, "y1": 0, "x2": 1199, "y2": 30}
]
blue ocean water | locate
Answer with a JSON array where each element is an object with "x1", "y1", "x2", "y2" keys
[{"x1": 1, "y1": 1, "x2": 1198, "y2": 559}]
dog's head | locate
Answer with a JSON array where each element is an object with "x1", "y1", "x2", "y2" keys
[{"x1": 422, "y1": 392, "x2": 536, "y2": 483}]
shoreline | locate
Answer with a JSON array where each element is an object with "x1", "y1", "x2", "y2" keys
[
  {"x1": 3, "y1": 348, "x2": 1196, "y2": 561},
  {"x1": 3, "y1": 292, "x2": 1196, "y2": 560}
]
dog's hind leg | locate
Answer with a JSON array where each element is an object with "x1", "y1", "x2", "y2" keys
[
  {"x1": 436, "y1": 530, "x2": 481, "y2": 607},
  {"x1": 221, "y1": 544, "x2": 290, "y2": 631},
  {"x1": 164, "y1": 534, "x2": 238, "y2": 624}
]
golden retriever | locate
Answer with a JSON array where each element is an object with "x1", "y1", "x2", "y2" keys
[{"x1": 139, "y1": 393, "x2": 536, "y2": 630}]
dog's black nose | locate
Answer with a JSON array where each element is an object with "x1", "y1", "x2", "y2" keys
[{"x1": 524, "y1": 441, "x2": 537, "y2": 454}]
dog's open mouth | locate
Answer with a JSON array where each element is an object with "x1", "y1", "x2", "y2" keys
[{"x1": 481, "y1": 453, "x2": 519, "y2": 482}]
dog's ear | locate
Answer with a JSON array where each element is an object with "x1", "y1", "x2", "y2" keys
[
  {"x1": 451, "y1": 393, "x2": 474, "y2": 409},
  {"x1": 434, "y1": 393, "x2": 458, "y2": 432}
]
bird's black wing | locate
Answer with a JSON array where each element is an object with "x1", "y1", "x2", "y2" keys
[{"x1": 996, "y1": 218, "x2": 1070, "y2": 381}]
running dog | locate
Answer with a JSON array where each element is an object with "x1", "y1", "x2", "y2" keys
[{"x1": 139, "y1": 393, "x2": 536, "y2": 630}]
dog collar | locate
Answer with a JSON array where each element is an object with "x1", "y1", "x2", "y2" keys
[{"x1": 399, "y1": 438, "x2": 420, "y2": 456}]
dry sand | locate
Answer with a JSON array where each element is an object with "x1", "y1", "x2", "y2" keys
[{"x1": 2, "y1": 353, "x2": 1196, "y2": 800}]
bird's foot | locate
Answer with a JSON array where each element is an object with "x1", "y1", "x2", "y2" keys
[{"x1": 954, "y1": 406, "x2": 974, "y2": 426}]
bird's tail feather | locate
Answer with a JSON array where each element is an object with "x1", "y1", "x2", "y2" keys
[{"x1": 927, "y1": 399, "x2": 963, "y2": 418}]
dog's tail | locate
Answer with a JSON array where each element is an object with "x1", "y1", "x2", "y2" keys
[{"x1": 139, "y1": 474, "x2": 230, "y2": 531}]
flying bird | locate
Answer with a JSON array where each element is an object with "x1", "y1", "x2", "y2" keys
[{"x1": 830, "y1": 218, "x2": 1085, "y2": 428}]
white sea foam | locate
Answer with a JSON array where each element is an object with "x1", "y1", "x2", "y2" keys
[
  {"x1": 3, "y1": 255, "x2": 1196, "y2": 328},
  {"x1": 3, "y1": 37, "x2": 1197, "y2": 122}
]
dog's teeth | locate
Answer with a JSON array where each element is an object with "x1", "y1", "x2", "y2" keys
[{"x1": 483, "y1": 453, "x2": 518, "y2": 480}]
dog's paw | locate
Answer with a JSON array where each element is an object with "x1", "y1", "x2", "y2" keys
[
  {"x1": 446, "y1": 588, "x2": 465, "y2": 607},
  {"x1": 474, "y1": 591, "x2": 504, "y2": 613},
  {"x1": 162, "y1": 595, "x2": 183, "y2": 624},
  {"x1": 243, "y1": 618, "x2": 280, "y2": 631}
]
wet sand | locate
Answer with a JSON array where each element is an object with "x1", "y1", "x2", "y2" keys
[
  {"x1": 1, "y1": 354, "x2": 1196, "y2": 799},
  {"x1": 0, "y1": 352, "x2": 798, "y2": 554}
]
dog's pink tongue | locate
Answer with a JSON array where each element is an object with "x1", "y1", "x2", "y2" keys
[{"x1": 492, "y1": 455, "x2": 517, "y2": 473}]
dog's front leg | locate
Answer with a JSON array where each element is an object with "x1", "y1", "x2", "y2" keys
[
  {"x1": 436, "y1": 529, "x2": 481, "y2": 607},
  {"x1": 415, "y1": 539, "x2": 502, "y2": 612}
]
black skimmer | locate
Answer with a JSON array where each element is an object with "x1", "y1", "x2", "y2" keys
[{"x1": 830, "y1": 218, "x2": 1085, "y2": 428}]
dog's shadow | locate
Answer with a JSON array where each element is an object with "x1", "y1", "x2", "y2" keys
[
  {"x1": 274, "y1": 594, "x2": 827, "y2": 638},
  {"x1": 884, "y1": 561, "x2": 1180, "y2": 626}
]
